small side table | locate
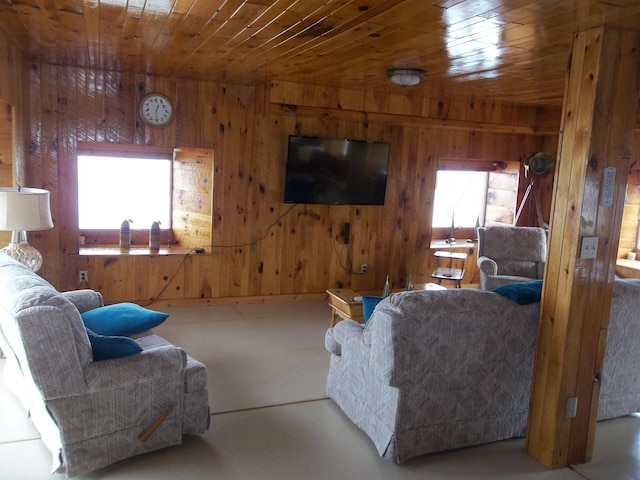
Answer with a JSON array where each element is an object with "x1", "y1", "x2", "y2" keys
[
  {"x1": 431, "y1": 251, "x2": 468, "y2": 288},
  {"x1": 326, "y1": 288, "x2": 364, "y2": 327}
]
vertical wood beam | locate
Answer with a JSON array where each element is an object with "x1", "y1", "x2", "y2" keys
[{"x1": 526, "y1": 27, "x2": 640, "y2": 468}]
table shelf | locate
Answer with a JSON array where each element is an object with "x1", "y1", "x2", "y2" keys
[{"x1": 431, "y1": 250, "x2": 468, "y2": 288}]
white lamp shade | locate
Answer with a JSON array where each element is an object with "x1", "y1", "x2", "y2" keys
[{"x1": 0, "y1": 187, "x2": 54, "y2": 231}]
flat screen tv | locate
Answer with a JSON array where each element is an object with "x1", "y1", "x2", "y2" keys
[{"x1": 283, "y1": 136, "x2": 390, "y2": 205}]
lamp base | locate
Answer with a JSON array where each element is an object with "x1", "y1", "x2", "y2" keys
[{"x1": 1, "y1": 241, "x2": 43, "y2": 272}]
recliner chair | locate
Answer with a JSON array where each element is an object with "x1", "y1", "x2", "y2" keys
[
  {"x1": 0, "y1": 255, "x2": 210, "y2": 477},
  {"x1": 476, "y1": 225, "x2": 547, "y2": 290}
]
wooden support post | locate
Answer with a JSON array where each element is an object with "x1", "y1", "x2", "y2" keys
[{"x1": 526, "y1": 26, "x2": 640, "y2": 468}]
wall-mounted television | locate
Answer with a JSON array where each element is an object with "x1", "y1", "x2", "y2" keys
[{"x1": 283, "y1": 135, "x2": 390, "y2": 205}]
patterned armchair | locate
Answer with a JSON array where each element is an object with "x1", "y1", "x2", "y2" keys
[
  {"x1": 476, "y1": 225, "x2": 547, "y2": 290},
  {"x1": 325, "y1": 288, "x2": 541, "y2": 462},
  {"x1": 0, "y1": 255, "x2": 210, "y2": 477},
  {"x1": 324, "y1": 280, "x2": 640, "y2": 463}
]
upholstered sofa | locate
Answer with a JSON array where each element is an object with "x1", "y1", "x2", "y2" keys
[
  {"x1": 476, "y1": 225, "x2": 547, "y2": 290},
  {"x1": 0, "y1": 255, "x2": 210, "y2": 477},
  {"x1": 325, "y1": 279, "x2": 640, "y2": 463}
]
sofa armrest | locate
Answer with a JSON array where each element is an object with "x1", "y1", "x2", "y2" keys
[
  {"x1": 83, "y1": 345, "x2": 186, "y2": 393},
  {"x1": 477, "y1": 256, "x2": 498, "y2": 276},
  {"x1": 61, "y1": 290, "x2": 104, "y2": 314}
]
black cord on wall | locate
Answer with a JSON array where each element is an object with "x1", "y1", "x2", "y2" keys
[
  {"x1": 144, "y1": 204, "x2": 299, "y2": 306},
  {"x1": 331, "y1": 228, "x2": 365, "y2": 276}
]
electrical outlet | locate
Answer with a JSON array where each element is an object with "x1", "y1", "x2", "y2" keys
[
  {"x1": 79, "y1": 270, "x2": 88, "y2": 283},
  {"x1": 360, "y1": 263, "x2": 368, "y2": 274}
]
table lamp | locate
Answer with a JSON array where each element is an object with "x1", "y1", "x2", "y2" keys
[{"x1": 0, "y1": 187, "x2": 54, "y2": 272}]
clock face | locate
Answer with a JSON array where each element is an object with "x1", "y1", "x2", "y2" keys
[{"x1": 139, "y1": 93, "x2": 174, "y2": 127}]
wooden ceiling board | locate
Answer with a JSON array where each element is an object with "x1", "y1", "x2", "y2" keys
[
  {"x1": 272, "y1": 8, "x2": 419, "y2": 69},
  {"x1": 2, "y1": 0, "x2": 640, "y2": 107}
]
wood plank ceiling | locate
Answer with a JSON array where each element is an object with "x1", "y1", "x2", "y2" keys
[{"x1": 1, "y1": 0, "x2": 640, "y2": 107}]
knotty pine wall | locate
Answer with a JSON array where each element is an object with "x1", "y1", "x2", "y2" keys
[
  {"x1": 0, "y1": 26, "x2": 29, "y2": 247},
  {"x1": 1, "y1": 41, "x2": 639, "y2": 305},
  {"x1": 23, "y1": 64, "x2": 549, "y2": 304},
  {"x1": 618, "y1": 136, "x2": 640, "y2": 260},
  {"x1": 4, "y1": 25, "x2": 621, "y2": 305}
]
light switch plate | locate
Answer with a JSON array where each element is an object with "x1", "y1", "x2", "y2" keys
[{"x1": 580, "y1": 236, "x2": 599, "y2": 259}]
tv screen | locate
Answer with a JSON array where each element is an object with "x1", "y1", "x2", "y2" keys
[{"x1": 284, "y1": 136, "x2": 390, "y2": 205}]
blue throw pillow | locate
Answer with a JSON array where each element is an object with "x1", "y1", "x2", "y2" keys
[
  {"x1": 86, "y1": 328, "x2": 142, "y2": 361},
  {"x1": 81, "y1": 303, "x2": 169, "y2": 336},
  {"x1": 493, "y1": 280, "x2": 543, "y2": 305},
  {"x1": 362, "y1": 296, "x2": 384, "y2": 323}
]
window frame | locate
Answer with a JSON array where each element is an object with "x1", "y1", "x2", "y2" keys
[
  {"x1": 76, "y1": 142, "x2": 175, "y2": 247},
  {"x1": 431, "y1": 158, "x2": 519, "y2": 241}
]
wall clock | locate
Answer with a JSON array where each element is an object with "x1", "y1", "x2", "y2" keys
[{"x1": 139, "y1": 93, "x2": 174, "y2": 127}]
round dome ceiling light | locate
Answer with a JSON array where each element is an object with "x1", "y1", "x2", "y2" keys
[{"x1": 386, "y1": 68, "x2": 426, "y2": 86}]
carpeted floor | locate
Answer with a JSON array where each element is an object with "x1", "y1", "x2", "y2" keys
[
  {"x1": 156, "y1": 301, "x2": 331, "y2": 414},
  {"x1": 1, "y1": 299, "x2": 639, "y2": 479}
]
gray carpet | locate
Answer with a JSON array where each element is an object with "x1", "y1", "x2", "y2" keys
[{"x1": 156, "y1": 300, "x2": 332, "y2": 413}]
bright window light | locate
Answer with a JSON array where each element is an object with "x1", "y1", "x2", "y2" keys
[
  {"x1": 78, "y1": 155, "x2": 171, "y2": 229},
  {"x1": 432, "y1": 170, "x2": 487, "y2": 227}
]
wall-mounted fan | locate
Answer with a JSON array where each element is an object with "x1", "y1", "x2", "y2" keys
[
  {"x1": 515, "y1": 152, "x2": 554, "y2": 229},
  {"x1": 525, "y1": 152, "x2": 555, "y2": 178}
]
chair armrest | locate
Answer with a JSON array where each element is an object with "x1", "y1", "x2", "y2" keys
[
  {"x1": 332, "y1": 320, "x2": 365, "y2": 344},
  {"x1": 477, "y1": 256, "x2": 498, "y2": 276},
  {"x1": 325, "y1": 320, "x2": 365, "y2": 355},
  {"x1": 61, "y1": 290, "x2": 104, "y2": 314},
  {"x1": 83, "y1": 345, "x2": 186, "y2": 393}
]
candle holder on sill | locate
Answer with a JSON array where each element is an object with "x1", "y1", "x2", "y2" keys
[{"x1": 446, "y1": 214, "x2": 456, "y2": 244}]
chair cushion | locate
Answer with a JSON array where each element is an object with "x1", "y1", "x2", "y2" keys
[
  {"x1": 81, "y1": 303, "x2": 169, "y2": 336},
  {"x1": 498, "y1": 260, "x2": 539, "y2": 279},
  {"x1": 493, "y1": 280, "x2": 543, "y2": 304},
  {"x1": 85, "y1": 328, "x2": 142, "y2": 361}
]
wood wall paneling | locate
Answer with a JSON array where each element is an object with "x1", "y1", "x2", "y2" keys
[
  {"x1": 0, "y1": 45, "x2": 562, "y2": 303},
  {"x1": 0, "y1": 3, "x2": 636, "y2": 306},
  {"x1": 0, "y1": 101, "x2": 13, "y2": 186},
  {"x1": 618, "y1": 145, "x2": 640, "y2": 261},
  {"x1": 172, "y1": 147, "x2": 214, "y2": 249},
  {"x1": 0, "y1": 100, "x2": 12, "y2": 247},
  {"x1": 0, "y1": 27, "x2": 29, "y2": 256}
]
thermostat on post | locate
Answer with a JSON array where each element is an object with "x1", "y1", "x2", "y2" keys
[{"x1": 194, "y1": 247, "x2": 206, "y2": 254}]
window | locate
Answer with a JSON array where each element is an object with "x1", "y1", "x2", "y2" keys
[
  {"x1": 78, "y1": 155, "x2": 171, "y2": 230},
  {"x1": 76, "y1": 143, "x2": 214, "y2": 250},
  {"x1": 432, "y1": 159, "x2": 519, "y2": 238},
  {"x1": 432, "y1": 170, "x2": 487, "y2": 228},
  {"x1": 76, "y1": 144, "x2": 174, "y2": 247}
]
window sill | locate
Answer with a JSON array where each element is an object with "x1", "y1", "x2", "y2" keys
[
  {"x1": 430, "y1": 239, "x2": 477, "y2": 249},
  {"x1": 76, "y1": 246, "x2": 199, "y2": 256},
  {"x1": 616, "y1": 258, "x2": 640, "y2": 278}
]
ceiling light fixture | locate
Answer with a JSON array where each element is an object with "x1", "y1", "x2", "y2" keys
[{"x1": 386, "y1": 68, "x2": 426, "y2": 86}]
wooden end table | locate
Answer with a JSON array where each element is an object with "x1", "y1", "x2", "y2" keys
[
  {"x1": 326, "y1": 288, "x2": 364, "y2": 327},
  {"x1": 326, "y1": 283, "x2": 446, "y2": 327}
]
